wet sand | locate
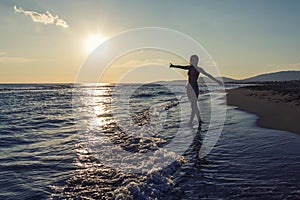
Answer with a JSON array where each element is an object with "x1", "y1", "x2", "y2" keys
[{"x1": 226, "y1": 81, "x2": 300, "y2": 134}]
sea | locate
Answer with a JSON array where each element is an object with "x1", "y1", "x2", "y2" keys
[{"x1": 0, "y1": 83, "x2": 299, "y2": 200}]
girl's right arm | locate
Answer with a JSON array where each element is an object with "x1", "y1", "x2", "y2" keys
[{"x1": 170, "y1": 63, "x2": 189, "y2": 70}]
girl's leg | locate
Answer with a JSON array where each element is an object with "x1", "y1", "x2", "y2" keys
[
  {"x1": 187, "y1": 85, "x2": 201, "y2": 125},
  {"x1": 191, "y1": 100, "x2": 201, "y2": 125},
  {"x1": 189, "y1": 102, "x2": 196, "y2": 125}
]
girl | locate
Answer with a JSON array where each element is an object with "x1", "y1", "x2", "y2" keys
[{"x1": 170, "y1": 55, "x2": 223, "y2": 126}]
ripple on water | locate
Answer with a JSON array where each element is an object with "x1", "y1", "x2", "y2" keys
[{"x1": 0, "y1": 84, "x2": 299, "y2": 199}]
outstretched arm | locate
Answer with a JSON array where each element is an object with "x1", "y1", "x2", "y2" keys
[
  {"x1": 170, "y1": 63, "x2": 189, "y2": 70},
  {"x1": 197, "y1": 66, "x2": 223, "y2": 86}
]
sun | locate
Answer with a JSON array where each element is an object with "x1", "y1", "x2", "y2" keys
[{"x1": 85, "y1": 34, "x2": 106, "y2": 54}]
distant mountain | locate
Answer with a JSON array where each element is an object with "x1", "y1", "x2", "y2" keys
[
  {"x1": 220, "y1": 71, "x2": 300, "y2": 83},
  {"x1": 241, "y1": 71, "x2": 300, "y2": 82},
  {"x1": 198, "y1": 76, "x2": 236, "y2": 83},
  {"x1": 220, "y1": 77, "x2": 238, "y2": 83},
  {"x1": 156, "y1": 70, "x2": 300, "y2": 84}
]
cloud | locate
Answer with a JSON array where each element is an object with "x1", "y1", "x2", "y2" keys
[
  {"x1": 268, "y1": 62, "x2": 300, "y2": 69},
  {"x1": 112, "y1": 58, "x2": 169, "y2": 69},
  {"x1": 55, "y1": 18, "x2": 69, "y2": 28},
  {"x1": 290, "y1": 62, "x2": 300, "y2": 68},
  {"x1": 0, "y1": 54, "x2": 56, "y2": 64},
  {"x1": 13, "y1": 5, "x2": 69, "y2": 28},
  {"x1": 0, "y1": 56, "x2": 37, "y2": 64}
]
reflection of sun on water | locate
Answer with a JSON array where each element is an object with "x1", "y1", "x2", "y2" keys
[
  {"x1": 85, "y1": 34, "x2": 106, "y2": 54},
  {"x1": 87, "y1": 87, "x2": 111, "y2": 128}
]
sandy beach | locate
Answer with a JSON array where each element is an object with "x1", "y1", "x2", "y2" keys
[{"x1": 227, "y1": 81, "x2": 300, "y2": 134}]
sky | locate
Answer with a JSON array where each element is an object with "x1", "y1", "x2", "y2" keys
[{"x1": 0, "y1": 0, "x2": 299, "y2": 83}]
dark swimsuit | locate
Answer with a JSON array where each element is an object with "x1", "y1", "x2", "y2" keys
[{"x1": 187, "y1": 66, "x2": 200, "y2": 100}]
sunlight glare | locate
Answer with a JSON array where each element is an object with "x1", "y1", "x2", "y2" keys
[{"x1": 85, "y1": 34, "x2": 106, "y2": 54}]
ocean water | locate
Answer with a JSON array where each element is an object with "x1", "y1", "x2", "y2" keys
[{"x1": 0, "y1": 83, "x2": 299, "y2": 199}]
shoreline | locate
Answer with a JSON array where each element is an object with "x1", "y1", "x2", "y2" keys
[{"x1": 226, "y1": 81, "x2": 300, "y2": 135}]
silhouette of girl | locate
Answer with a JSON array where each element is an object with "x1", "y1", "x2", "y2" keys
[{"x1": 170, "y1": 55, "x2": 222, "y2": 126}]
